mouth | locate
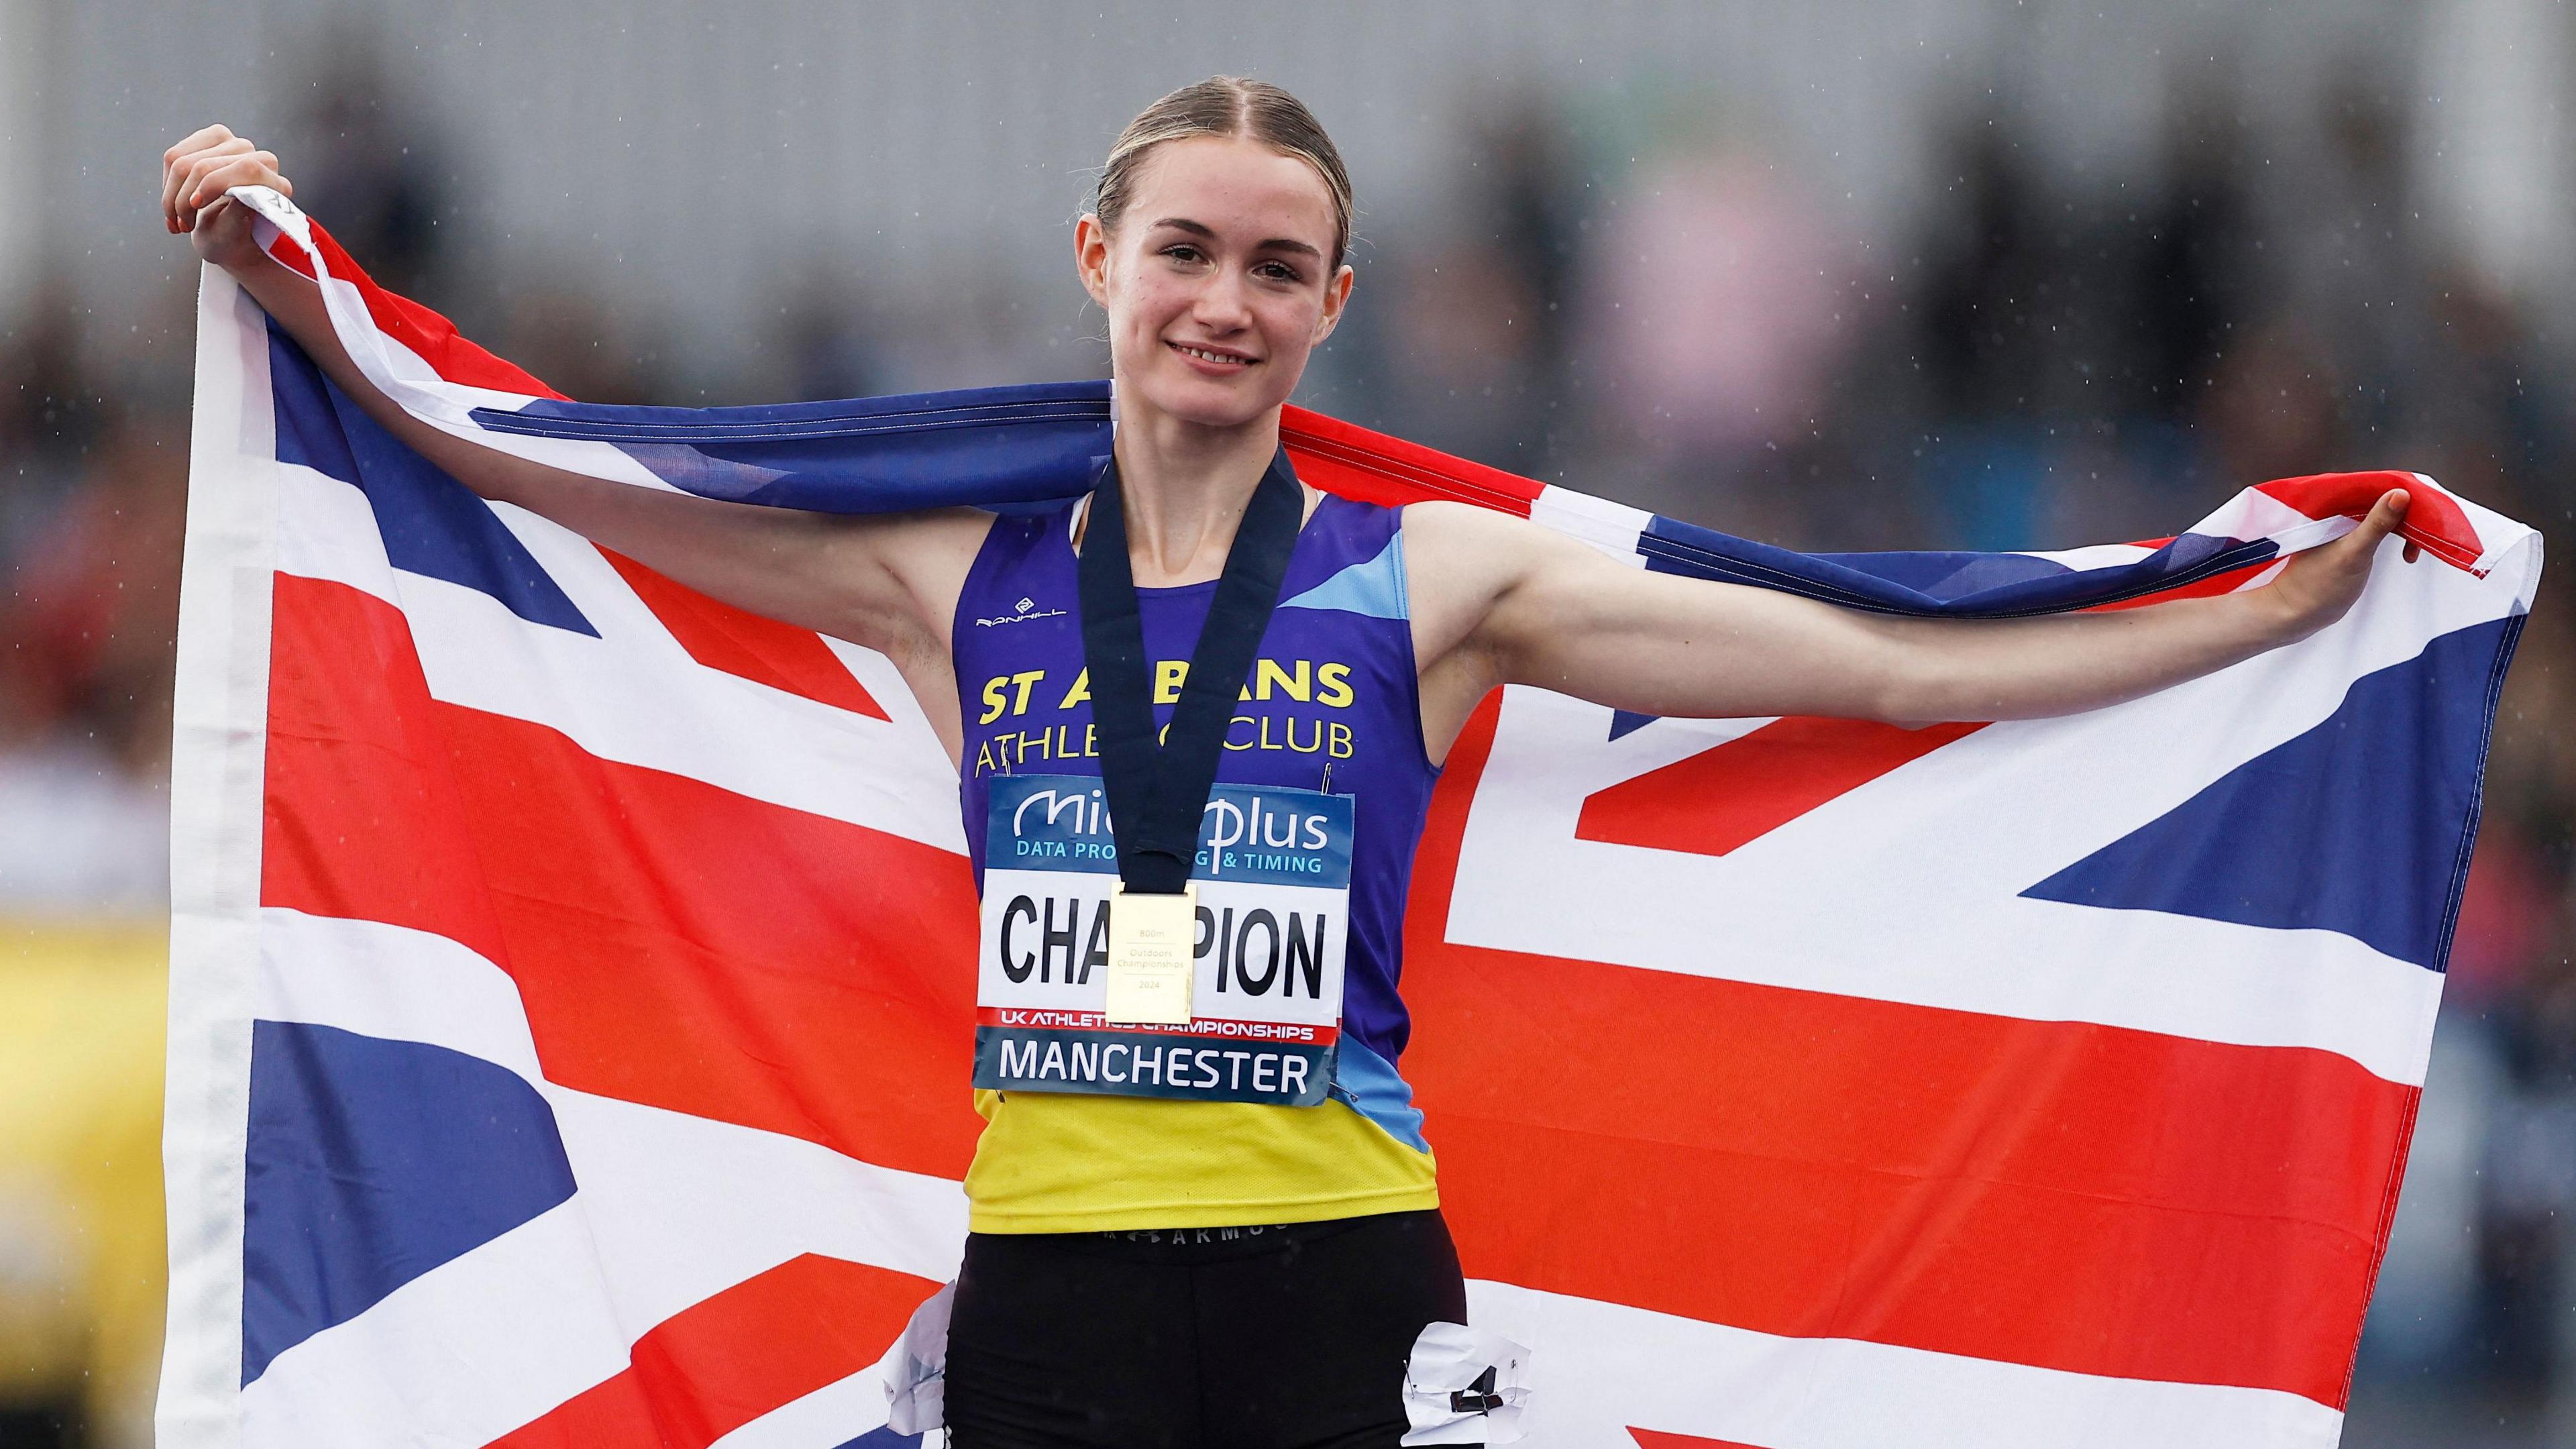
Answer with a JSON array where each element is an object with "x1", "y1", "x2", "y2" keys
[{"x1": 1167, "y1": 340, "x2": 1259, "y2": 372}]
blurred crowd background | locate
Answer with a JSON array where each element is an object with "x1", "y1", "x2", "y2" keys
[{"x1": 3, "y1": 1, "x2": 2573, "y2": 1444}]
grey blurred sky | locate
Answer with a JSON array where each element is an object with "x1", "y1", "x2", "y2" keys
[{"x1": 5, "y1": 0, "x2": 2566, "y2": 389}]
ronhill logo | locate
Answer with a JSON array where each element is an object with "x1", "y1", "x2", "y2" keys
[{"x1": 975, "y1": 595, "x2": 1069, "y2": 627}]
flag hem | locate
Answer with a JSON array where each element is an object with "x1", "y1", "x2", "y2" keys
[{"x1": 158, "y1": 262, "x2": 277, "y2": 1448}]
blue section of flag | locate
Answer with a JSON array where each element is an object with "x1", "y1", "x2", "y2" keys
[
  {"x1": 241, "y1": 1021, "x2": 578, "y2": 1386},
  {"x1": 266, "y1": 323, "x2": 366, "y2": 486},
  {"x1": 1640, "y1": 514, "x2": 2277, "y2": 618},
  {"x1": 268, "y1": 323, "x2": 599, "y2": 635},
  {"x1": 1804, "y1": 548, "x2": 2072, "y2": 599},
  {"x1": 471, "y1": 382, "x2": 1114, "y2": 514},
  {"x1": 2021, "y1": 614, "x2": 2521, "y2": 969},
  {"x1": 1608, "y1": 710, "x2": 1659, "y2": 741}
]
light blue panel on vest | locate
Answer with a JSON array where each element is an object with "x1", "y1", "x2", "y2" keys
[
  {"x1": 1330, "y1": 1036, "x2": 1431, "y2": 1152},
  {"x1": 1279, "y1": 533, "x2": 1409, "y2": 621}
]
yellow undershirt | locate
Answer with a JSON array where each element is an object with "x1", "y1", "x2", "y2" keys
[{"x1": 963, "y1": 1087, "x2": 1440, "y2": 1234}]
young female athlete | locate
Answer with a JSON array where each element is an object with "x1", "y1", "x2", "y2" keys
[{"x1": 164, "y1": 76, "x2": 2410, "y2": 1449}]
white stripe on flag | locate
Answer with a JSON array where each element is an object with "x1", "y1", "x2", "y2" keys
[
  {"x1": 161, "y1": 264, "x2": 278, "y2": 1449},
  {"x1": 256, "y1": 910, "x2": 546, "y2": 1079},
  {"x1": 1532, "y1": 484, "x2": 1651, "y2": 564},
  {"x1": 2012, "y1": 542, "x2": 2157, "y2": 571},
  {"x1": 704, "y1": 1366, "x2": 908, "y2": 1449},
  {"x1": 1468, "y1": 1279, "x2": 2343, "y2": 1449}
]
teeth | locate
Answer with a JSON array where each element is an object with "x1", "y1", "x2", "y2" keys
[{"x1": 1176, "y1": 345, "x2": 1246, "y2": 364}]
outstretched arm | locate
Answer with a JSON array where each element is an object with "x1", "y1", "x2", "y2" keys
[
  {"x1": 1406, "y1": 492, "x2": 2414, "y2": 759},
  {"x1": 161, "y1": 125, "x2": 987, "y2": 665}
]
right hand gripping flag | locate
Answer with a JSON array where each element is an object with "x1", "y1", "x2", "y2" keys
[{"x1": 160, "y1": 186, "x2": 2541, "y2": 1448}]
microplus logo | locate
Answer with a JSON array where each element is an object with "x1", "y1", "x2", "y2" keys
[
  {"x1": 974, "y1": 594, "x2": 1068, "y2": 627},
  {"x1": 985, "y1": 775, "x2": 1352, "y2": 889}
]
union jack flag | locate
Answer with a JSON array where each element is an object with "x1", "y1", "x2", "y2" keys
[{"x1": 160, "y1": 187, "x2": 2540, "y2": 1449}]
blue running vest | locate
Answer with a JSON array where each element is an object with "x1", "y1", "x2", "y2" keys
[{"x1": 953, "y1": 489, "x2": 1442, "y2": 1232}]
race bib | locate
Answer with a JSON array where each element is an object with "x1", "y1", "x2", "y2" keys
[{"x1": 973, "y1": 773, "x2": 1352, "y2": 1106}]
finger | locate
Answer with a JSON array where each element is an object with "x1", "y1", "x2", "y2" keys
[
  {"x1": 178, "y1": 162, "x2": 244, "y2": 234},
  {"x1": 164, "y1": 127, "x2": 238, "y2": 221},
  {"x1": 2404, "y1": 541, "x2": 2421, "y2": 564},
  {"x1": 167, "y1": 136, "x2": 251, "y2": 213},
  {"x1": 184, "y1": 162, "x2": 279, "y2": 238},
  {"x1": 168, "y1": 137, "x2": 254, "y2": 227},
  {"x1": 164, "y1": 141, "x2": 210, "y2": 229},
  {"x1": 2351, "y1": 488, "x2": 2410, "y2": 549},
  {"x1": 162, "y1": 123, "x2": 235, "y2": 166},
  {"x1": 180, "y1": 142, "x2": 260, "y2": 208},
  {"x1": 176, "y1": 151, "x2": 278, "y2": 233},
  {"x1": 192, "y1": 158, "x2": 290, "y2": 239}
]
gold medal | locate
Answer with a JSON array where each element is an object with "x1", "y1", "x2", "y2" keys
[{"x1": 1104, "y1": 882, "x2": 1197, "y2": 1026}]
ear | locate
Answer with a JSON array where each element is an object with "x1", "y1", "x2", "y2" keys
[
  {"x1": 1311, "y1": 263, "x2": 1355, "y2": 345},
  {"x1": 1074, "y1": 214, "x2": 1114, "y2": 311}
]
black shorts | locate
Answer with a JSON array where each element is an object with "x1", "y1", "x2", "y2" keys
[{"x1": 942, "y1": 1209, "x2": 1469, "y2": 1449}]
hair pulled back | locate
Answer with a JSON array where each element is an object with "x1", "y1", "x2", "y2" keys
[{"x1": 1095, "y1": 76, "x2": 1354, "y2": 270}]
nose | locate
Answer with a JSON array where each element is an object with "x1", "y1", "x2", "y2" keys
[{"x1": 1190, "y1": 264, "x2": 1256, "y2": 332}]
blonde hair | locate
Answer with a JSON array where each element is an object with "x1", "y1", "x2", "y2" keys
[{"x1": 1095, "y1": 76, "x2": 1354, "y2": 270}]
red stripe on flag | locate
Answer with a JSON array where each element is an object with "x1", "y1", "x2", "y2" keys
[
  {"x1": 262, "y1": 220, "x2": 568, "y2": 400},
  {"x1": 1407, "y1": 698, "x2": 2408, "y2": 1408},
  {"x1": 262, "y1": 574, "x2": 985, "y2": 1178},
  {"x1": 1284, "y1": 405, "x2": 1542, "y2": 517},
  {"x1": 599, "y1": 549, "x2": 888, "y2": 719},
  {"x1": 1630, "y1": 1431, "x2": 1768, "y2": 1449},
  {"x1": 2258, "y1": 471, "x2": 2483, "y2": 574},
  {"x1": 482, "y1": 1253, "x2": 936, "y2": 1449},
  {"x1": 1575, "y1": 717, "x2": 1985, "y2": 857},
  {"x1": 262, "y1": 573, "x2": 513, "y2": 965}
]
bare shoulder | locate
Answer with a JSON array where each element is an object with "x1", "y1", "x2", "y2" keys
[
  {"x1": 1399, "y1": 496, "x2": 1534, "y2": 546},
  {"x1": 1397, "y1": 499, "x2": 1560, "y2": 675},
  {"x1": 1403, "y1": 496, "x2": 1615, "y2": 561},
  {"x1": 1400, "y1": 497, "x2": 1610, "y2": 608},
  {"x1": 1398, "y1": 498, "x2": 1560, "y2": 589}
]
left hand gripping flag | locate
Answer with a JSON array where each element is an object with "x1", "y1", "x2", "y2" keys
[{"x1": 162, "y1": 187, "x2": 2539, "y2": 1449}]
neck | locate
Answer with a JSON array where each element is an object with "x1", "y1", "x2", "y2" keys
[{"x1": 1108, "y1": 392, "x2": 1283, "y2": 586}]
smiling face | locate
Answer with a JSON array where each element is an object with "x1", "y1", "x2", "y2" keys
[{"x1": 1077, "y1": 134, "x2": 1354, "y2": 434}]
